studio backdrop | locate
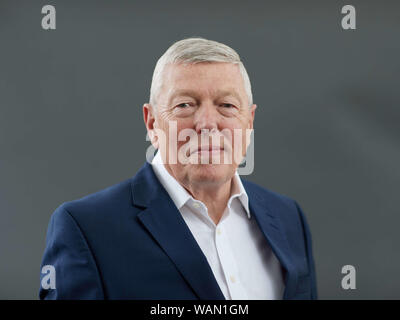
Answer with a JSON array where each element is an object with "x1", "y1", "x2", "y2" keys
[{"x1": 0, "y1": 0, "x2": 399, "y2": 299}]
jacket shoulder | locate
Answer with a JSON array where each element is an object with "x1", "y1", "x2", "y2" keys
[
  {"x1": 242, "y1": 178, "x2": 297, "y2": 207},
  {"x1": 57, "y1": 176, "x2": 134, "y2": 221}
]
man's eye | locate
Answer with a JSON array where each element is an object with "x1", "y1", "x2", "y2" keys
[
  {"x1": 177, "y1": 103, "x2": 191, "y2": 108},
  {"x1": 220, "y1": 103, "x2": 234, "y2": 108}
]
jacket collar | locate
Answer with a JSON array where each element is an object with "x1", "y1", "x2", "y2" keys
[
  {"x1": 242, "y1": 180, "x2": 299, "y2": 299},
  {"x1": 131, "y1": 162, "x2": 298, "y2": 299}
]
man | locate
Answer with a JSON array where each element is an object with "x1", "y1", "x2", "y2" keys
[{"x1": 39, "y1": 37, "x2": 317, "y2": 300}]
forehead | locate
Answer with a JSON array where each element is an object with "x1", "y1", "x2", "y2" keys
[{"x1": 162, "y1": 62, "x2": 246, "y2": 98}]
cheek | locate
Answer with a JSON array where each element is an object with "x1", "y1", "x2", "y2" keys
[
  {"x1": 220, "y1": 119, "x2": 247, "y2": 141},
  {"x1": 162, "y1": 119, "x2": 192, "y2": 137},
  {"x1": 221, "y1": 121, "x2": 250, "y2": 160},
  {"x1": 163, "y1": 119, "x2": 195, "y2": 158},
  {"x1": 176, "y1": 121, "x2": 195, "y2": 145}
]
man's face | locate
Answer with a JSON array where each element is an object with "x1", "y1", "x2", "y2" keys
[{"x1": 144, "y1": 62, "x2": 256, "y2": 189}]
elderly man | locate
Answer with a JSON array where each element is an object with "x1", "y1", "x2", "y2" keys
[{"x1": 39, "y1": 38, "x2": 317, "y2": 300}]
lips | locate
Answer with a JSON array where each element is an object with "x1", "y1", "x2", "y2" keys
[{"x1": 190, "y1": 145, "x2": 224, "y2": 155}]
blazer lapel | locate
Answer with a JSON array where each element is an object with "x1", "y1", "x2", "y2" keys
[
  {"x1": 244, "y1": 183, "x2": 299, "y2": 300},
  {"x1": 131, "y1": 162, "x2": 225, "y2": 300}
]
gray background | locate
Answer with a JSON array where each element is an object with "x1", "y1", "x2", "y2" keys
[{"x1": 1, "y1": 0, "x2": 399, "y2": 299}]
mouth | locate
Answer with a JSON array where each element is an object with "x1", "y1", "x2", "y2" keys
[{"x1": 190, "y1": 145, "x2": 225, "y2": 156}]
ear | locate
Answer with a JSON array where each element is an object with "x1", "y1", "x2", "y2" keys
[
  {"x1": 143, "y1": 103, "x2": 159, "y2": 149},
  {"x1": 248, "y1": 104, "x2": 257, "y2": 129}
]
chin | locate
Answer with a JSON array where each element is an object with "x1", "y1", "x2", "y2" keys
[{"x1": 189, "y1": 163, "x2": 233, "y2": 184}]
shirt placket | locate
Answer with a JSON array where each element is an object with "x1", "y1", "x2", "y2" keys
[{"x1": 214, "y1": 217, "x2": 248, "y2": 300}]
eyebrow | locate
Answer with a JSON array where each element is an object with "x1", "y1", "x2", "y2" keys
[
  {"x1": 168, "y1": 90, "x2": 200, "y2": 105},
  {"x1": 168, "y1": 89, "x2": 243, "y2": 106}
]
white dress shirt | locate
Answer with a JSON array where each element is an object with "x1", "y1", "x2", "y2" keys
[{"x1": 151, "y1": 151, "x2": 285, "y2": 300}]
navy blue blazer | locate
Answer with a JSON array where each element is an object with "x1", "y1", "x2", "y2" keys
[{"x1": 39, "y1": 162, "x2": 318, "y2": 300}]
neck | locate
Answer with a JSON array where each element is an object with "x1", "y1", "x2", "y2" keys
[{"x1": 184, "y1": 179, "x2": 233, "y2": 225}]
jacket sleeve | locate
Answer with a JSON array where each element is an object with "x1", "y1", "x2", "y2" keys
[
  {"x1": 294, "y1": 201, "x2": 318, "y2": 300},
  {"x1": 39, "y1": 205, "x2": 104, "y2": 299}
]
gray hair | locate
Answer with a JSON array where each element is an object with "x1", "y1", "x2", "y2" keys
[{"x1": 149, "y1": 37, "x2": 253, "y2": 107}]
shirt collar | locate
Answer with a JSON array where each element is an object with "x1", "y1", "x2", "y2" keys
[
  {"x1": 151, "y1": 150, "x2": 192, "y2": 210},
  {"x1": 151, "y1": 151, "x2": 251, "y2": 218}
]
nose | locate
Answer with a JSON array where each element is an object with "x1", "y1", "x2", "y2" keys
[{"x1": 193, "y1": 101, "x2": 219, "y2": 134}]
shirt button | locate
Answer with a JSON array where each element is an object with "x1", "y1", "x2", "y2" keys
[
  {"x1": 230, "y1": 275, "x2": 236, "y2": 283},
  {"x1": 193, "y1": 203, "x2": 200, "y2": 208},
  {"x1": 216, "y1": 228, "x2": 222, "y2": 235}
]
